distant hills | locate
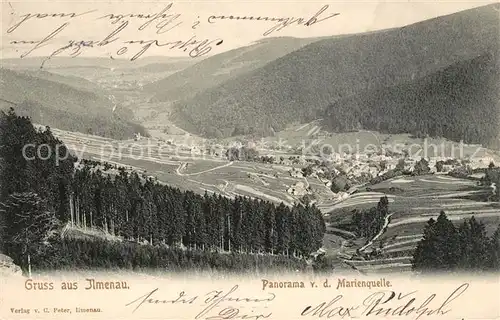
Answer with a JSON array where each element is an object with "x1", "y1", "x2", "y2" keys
[
  {"x1": 1, "y1": 56, "x2": 198, "y2": 89},
  {"x1": 0, "y1": 68, "x2": 148, "y2": 139},
  {"x1": 166, "y1": 4, "x2": 499, "y2": 145},
  {"x1": 0, "y1": 56, "x2": 196, "y2": 70},
  {"x1": 14, "y1": 69, "x2": 105, "y2": 94}
]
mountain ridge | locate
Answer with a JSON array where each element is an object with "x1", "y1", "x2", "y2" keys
[
  {"x1": 0, "y1": 68, "x2": 148, "y2": 139},
  {"x1": 169, "y1": 3, "x2": 499, "y2": 144}
]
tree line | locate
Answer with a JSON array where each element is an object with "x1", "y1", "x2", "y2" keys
[
  {"x1": 28, "y1": 237, "x2": 309, "y2": 274},
  {"x1": 11, "y1": 101, "x2": 149, "y2": 140},
  {"x1": 69, "y1": 165, "x2": 325, "y2": 256},
  {"x1": 0, "y1": 109, "x2": 326, "y2": 271},
  {"x1": 412, "y1": 211, "x2": 500, "y2": 272}
]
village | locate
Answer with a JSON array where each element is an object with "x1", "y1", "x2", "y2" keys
[{"x1": 217, "y1": 136, "x2": 499, "y2": 204}]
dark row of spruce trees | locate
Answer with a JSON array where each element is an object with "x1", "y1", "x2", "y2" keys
[
  {"x1": 412, "y1": 212, "x2": 500, "y2": 272},
  {"x1": 70, "y1": 162, "x2": 325, "y2": 255},
  {"x1": 0, "y1": 108, "x2": 325, "y2": 272}
]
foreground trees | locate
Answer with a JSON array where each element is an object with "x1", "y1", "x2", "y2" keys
[
  {"x1": 69, "y1": 165, "x2": 325, "y2": 257},
  {"x1": 0, "y1": 109, "x2": 326, "y2": 271},
  {"x1": 0, "y1": 192, "x2": 59, "y2": 266},
  {"x1": 412, "y1": 211, "x2": 500, "y2": 272},
  {"x1": 30, "y1": 237, "x2": 310, "y2": 273}
]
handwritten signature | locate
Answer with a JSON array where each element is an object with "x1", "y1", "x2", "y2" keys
[
  {"x1": 125, "y1": 285, "x2": 275, "y2": 320},
  {"x1": 301, "y1": 283, "x2": 469, "y2": 319}
]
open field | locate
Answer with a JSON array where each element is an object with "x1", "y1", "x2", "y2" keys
[
  {"x1": 326, "y1": 174, "x2": 500, "y2": 274},
  {"x1": 49, "y1": 128, "x2": 321, "y2": 208}
]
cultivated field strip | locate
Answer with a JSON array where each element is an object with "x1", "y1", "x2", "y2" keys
[{"x1": 331, "y1": 174, "x2": 500, "y2": 274}]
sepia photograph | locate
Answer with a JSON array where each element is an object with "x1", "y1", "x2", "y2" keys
[{"x1": 1, "y1": 0, "x2": 499, "y2": 283}]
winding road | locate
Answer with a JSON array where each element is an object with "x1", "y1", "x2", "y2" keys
[{"x1": 176, "y1": 161, "x2": 234, "y2": 176}]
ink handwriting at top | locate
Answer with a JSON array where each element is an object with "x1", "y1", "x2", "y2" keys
[
  {"x1": 123, "y1": 37, "x2": 224, "y2": 61},
  {"x1": 6, "y1": 10, "x2": 97, "y2": 34},
  {"x1": 5, "y1": 3, "x2": 338, "y2": 66},
  {"x1": 97, "y1": 3, "x2": 183, "y2": 34},
  {"x1": 207, "y1": 5, "x2": 340, "y2": 36},
  {"x1": 125, "y1": 285, "x2": 275, "y2": 320},
  {"x1": 7, "y1": 7, "x2": 222, "y2": 68}
]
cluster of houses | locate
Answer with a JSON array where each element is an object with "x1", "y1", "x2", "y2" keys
[{"x1": 283, "y1": 148, "x2": 498, "y2": 189}]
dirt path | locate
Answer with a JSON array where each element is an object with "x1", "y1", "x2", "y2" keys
[
  {"x1": 383, "y1": 238, "x2": 422, "y2": 250},
  {"x1": 295, "y1": 123, "x2": 310, "y2": 132},
  {"x1": 359, "y1": 213, "x2": 394, "y2": 252},
  {"x1": 176, "y1": 161, "x2": 234, "y2": 176},
  {"x1": 233, "y1": 184, "x2": 294, "y2": 207}
]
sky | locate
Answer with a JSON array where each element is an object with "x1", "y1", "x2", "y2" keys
[{"x1": 1, "y1": 0, "x2": 497, "y2": 60}]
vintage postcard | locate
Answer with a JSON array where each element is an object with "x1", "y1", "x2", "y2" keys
[{"x1": 1, "y1": 0, "x2": 499, "y2": 319}]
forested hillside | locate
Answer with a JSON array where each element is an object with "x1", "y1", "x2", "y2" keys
[
  {"x1": 0, "y1": 68, "x2": 148, "y2": 139},
  {"x1": 324, "y1": 52, "x2": 500, "y2": 145},
  {"x1": 14, "y1": 69, "x2": 105, "y2": 94},
  {"x1": 0, "y1": 109, "x2": 326, "y2": 272},
  {"x1": 170, "y1": 4, "x2": 499, "y2": 143},
  {"x1": 6, "y1": 100, "x2": 148, "y2": 140}
]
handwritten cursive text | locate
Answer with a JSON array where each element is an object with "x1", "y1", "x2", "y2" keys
[
  {"x1": 207, "y1": 5, "x2": 340, "y2": 36},
  {"x1": 125, "y1": 285, "x2": 276, "y2": 320}
]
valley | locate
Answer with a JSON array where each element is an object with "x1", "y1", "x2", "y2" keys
[{"x1": 1, "y1": 3, "x2": 499, "y2": 276}]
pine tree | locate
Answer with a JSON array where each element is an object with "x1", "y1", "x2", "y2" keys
[
  {"x1": 456, "y1": 216, "x2": 489, "y2": 271},
  {"x1": 411, "y1": 213, "x2": 500, "y2": 273},
  {"x1": 487, "y1": 224, "x2": 500, "y2": 270},
  {"x1": 182, "y1": 192, "x2": 196, "y2": 248},
  {"x1": 275, "y1": 203, "x2": 291, "y2": 255},
  {"x1": 203, "y1": 192, "x2": 219, "y2": 250},
  {"x1": 412, "y1": 212, "x2": 460, "y2": 272},
  {"x1": 0, "y1": 192, "x2": 58, "y2": 268},
  {"x1": 251, "y1": 198, "x2": 265, "y2": 253},
  {"x1": 264, "y1": 204, "x2": 277, "y2": 254},
  {"x1": 412, "y1": 218, "x2": 440, "y2": 272}
]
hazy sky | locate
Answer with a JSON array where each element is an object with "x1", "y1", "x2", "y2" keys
[{"x1": 1, "y1": 0, "x2": 497, "y2": 60}]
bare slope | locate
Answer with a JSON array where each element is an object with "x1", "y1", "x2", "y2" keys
[{"x1": 144, "y1": 37, "x2": 324, "y2": 103}]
